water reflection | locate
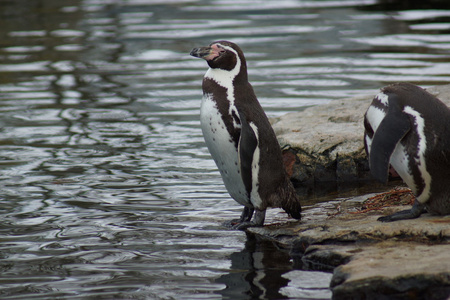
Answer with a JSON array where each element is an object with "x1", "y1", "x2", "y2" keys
[
  {"x1": 217, "y1": 234, "x2": 292, "y2": 299},
  {"x1": 216, "y1": 233, "x2": 332, "y2": 299},
  {"x1": 1, "y1": 0, "x2": 450, "y2": 298}
]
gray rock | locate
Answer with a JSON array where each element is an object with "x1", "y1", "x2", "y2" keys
[{"x1": 331, "y1": 242, "x2": 450, "y2": 300}]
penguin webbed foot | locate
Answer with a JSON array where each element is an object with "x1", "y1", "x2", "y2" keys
[
  {"x1": 222, "y1": 219, "x2": 257, "y2": 230},
  {"x1": 231, "y1": 221, "x2": 261, "y2": 230},
  {"x1": 224, "y1": 208, "x2": 266, "y2": 231},
  {"x1": 222, "y1": 219, "x2": 241, "y2": 228},
  {"x1": 377, "y1": 202, "x2": 426, "y2": 222},
  {"x1": 222, "y1": 206, "x2": 254, "y2": 229}
]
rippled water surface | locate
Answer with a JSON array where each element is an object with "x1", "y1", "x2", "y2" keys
[{"x1": 1, "y1": 0, "x2": 450, "y2": 299}]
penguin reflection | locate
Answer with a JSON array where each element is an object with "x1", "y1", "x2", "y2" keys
[{"x1": 215, "y1": 233, "x2": 291, "y2": 299}]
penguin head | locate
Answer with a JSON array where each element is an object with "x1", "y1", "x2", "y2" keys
[{"x1": 190, "y1": 40, "x2": 246, "y2": 72}]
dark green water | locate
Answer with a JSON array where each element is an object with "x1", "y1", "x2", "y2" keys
[{"x1": 1, "y1": 0, "x2": 450, "y2": 299}]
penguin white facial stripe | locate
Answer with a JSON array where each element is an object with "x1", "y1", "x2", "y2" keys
[
  {"x1": 403, "y1": 106, "x2": 432, "y2": 203},
  {"x1": 249, "y1": 122, "x2": 263, "y2": 208},
  {"x1": 217, "y1": 44, "x2": 237, "y2": 55}
]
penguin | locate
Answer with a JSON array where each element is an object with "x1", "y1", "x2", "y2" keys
[
  {"x1": 364, "y1": 82, "x2": 450, "y2": 222},
  {"x1": 190, "y1": 41, "x2": 301, "y2": 229}
]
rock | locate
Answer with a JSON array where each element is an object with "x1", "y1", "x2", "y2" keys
[
  {"x1": 331, "y1": 242, "x2": 450, "y2": 300},
  {"x1": 274, "y1": 84, "x2": 450, "y2": 184},
  {"x1": 247, "y1": 193, "x2": 450, "y2": 300}
]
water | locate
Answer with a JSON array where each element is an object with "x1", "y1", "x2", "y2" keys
[{"x1": 1, "y1": 0, "x2": 450, "y2": 299}]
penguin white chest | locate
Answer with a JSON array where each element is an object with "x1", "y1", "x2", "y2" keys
[{"x1": 200, "y1": 93, "x2": 249, "y2": 206}]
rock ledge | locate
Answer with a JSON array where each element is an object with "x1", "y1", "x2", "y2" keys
[{"x1": 249, "y1": 196, "x2": 450, "y2": 299}]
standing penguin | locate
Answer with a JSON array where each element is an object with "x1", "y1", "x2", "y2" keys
[
  {"x1": 364, "y1": 82, "x2": 450, "y2": 222},
  {"x1": 190, "y1": 41, "x2": 301, "y2": 229}
]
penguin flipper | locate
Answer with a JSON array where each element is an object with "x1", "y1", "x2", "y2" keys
[
  {"x1": 237, "y1": 112, "x2": 258, "y2": 198},
  {"x1": 370, "y1": 98, "x2": 410, "y2": 183}
]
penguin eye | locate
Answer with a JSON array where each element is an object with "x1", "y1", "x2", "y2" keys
[
  {"x1": 210, "y1": 44, "x2": 226, "y2": 61},
  {"x1": 215, "y1": 46, "x2": 226, "y2": 56}
]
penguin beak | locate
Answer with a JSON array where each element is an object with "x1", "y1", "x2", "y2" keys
[
  {"x1": 190, "y1": 44, "x2": 223, "y2": 61},
  {"x1": 190, "y1": 46, "x2": 211, "y2": 59}
]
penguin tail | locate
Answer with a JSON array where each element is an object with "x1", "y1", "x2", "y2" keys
[
  {"x1": 282, "y1": 197, "x2": 302, "y2": 220},
  {"x1": 279, "y1": 181, "x2": 302, "y2": 220}
]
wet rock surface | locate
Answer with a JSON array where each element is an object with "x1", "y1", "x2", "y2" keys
[
  {"x1": 275, "y1": 84, "x2": 450, "y2": 184},
  {"x1": 248, "y1": 195, "x2": 450, "y2": 299}
]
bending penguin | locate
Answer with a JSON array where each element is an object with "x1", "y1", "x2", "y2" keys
[
  {"x1": 364, "y1": 82, "x2": 450, "y2": 222},
  {"x1": 190, "y1": 41, "x2": 301, "y2": 229}
]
